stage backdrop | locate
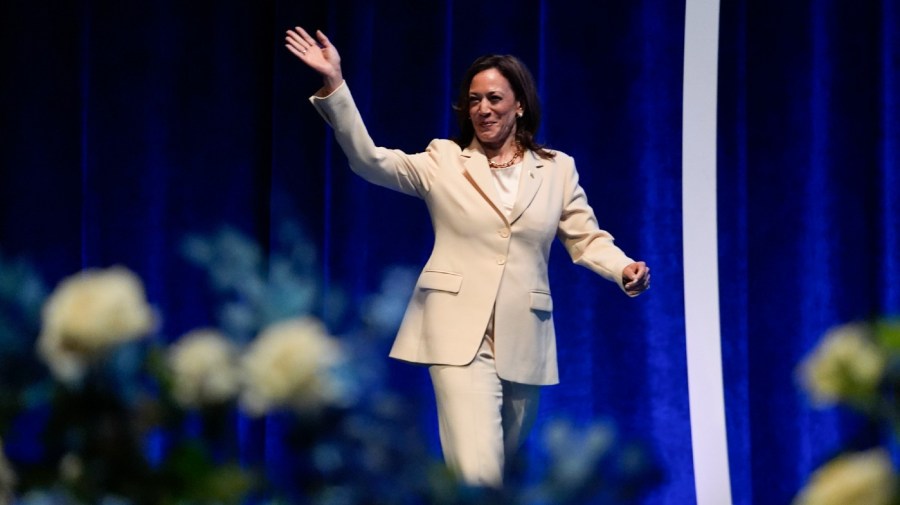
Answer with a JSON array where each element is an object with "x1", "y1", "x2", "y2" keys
[
  {"x1": 0, "y1": 0, "x2": 897, "y2": 504},
  {"x1": 718, "y1": 0, "x2": 900, "y2": 503}
]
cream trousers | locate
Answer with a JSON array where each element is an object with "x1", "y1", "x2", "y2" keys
[{"x1": 428, "y1": 331, "x2": 541, "y2": 488}]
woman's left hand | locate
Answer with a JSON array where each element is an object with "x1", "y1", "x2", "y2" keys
[{"x1": 623, "y1": 261, "x2": 650, "y2": 296}]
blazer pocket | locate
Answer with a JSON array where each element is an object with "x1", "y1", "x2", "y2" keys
[
  {"x1": 529, "y1": 290, "x2": 553, "y2": 312},
  {"x1": 418, "y1": 270, "x2": 463, "y2": 293}
]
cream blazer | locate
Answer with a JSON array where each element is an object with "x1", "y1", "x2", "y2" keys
[{"x1": 311, "y1": 82, "x2": 635, "y2": 385}]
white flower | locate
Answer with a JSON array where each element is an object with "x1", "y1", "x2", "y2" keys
[
  {"x1": 168, "y1": 329, "x2": 240, "y2": 408},
  {"x1": 793, "y1": 447, "x2": 896, "y2": 505},
  {"x1": 797, "y1": 323, "x2": 886, "y2": 406},
  {"x1": 37, "y1": 266, "x2": 155, "y2": 384},
  {"x1": 239, "y1": 317, "x2": 347, "y2": 416}
]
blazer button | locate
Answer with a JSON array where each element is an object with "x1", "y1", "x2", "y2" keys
[
  {"x1": 498, "y1": 229, "x2": 510, "y2": 238},
  {"x1": 496, "y1": 256, "x2": 506, "y2": 265}
]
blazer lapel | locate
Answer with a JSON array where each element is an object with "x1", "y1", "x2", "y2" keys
[
  {"x1": 460, "y1": 144, "x2": 509, "y2": 225},
  {"x1": 508, "y1": 150, "x2": 544, "y2": 225}
]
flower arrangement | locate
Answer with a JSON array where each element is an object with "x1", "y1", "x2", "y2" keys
[
  {"x1": 795, "y1": 320, "x2": 900, "y2": 505},
  {"x1": 0, "y1": 226, "x2": 660, "y2": 504},
  {"x1": 37, "y1": 267, "x2": 156, "y2": 386}
]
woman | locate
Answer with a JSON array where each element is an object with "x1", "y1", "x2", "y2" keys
[{"x1": 286, "y1": 26, "x2": 650, "y2": 488}]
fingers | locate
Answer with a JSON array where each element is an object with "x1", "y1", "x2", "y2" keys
[
  {"x1": 285, "y1": 30, "x2": 310, "y2": 58},
  {"x1": 635, "y1": 265, "x2": 649, "y2": 283},
  {"x1": 295, "y1": 26, "x2": 317, "y2": 46},
  {"x1": 623, "y1": 262, "x2": 650, "y2": 294},
  {"x1": 285, "y1": 26, "x2": 320, "y2": 56},
  {"x1": 285, "y1": 29, "x2": 302, "y2": 44},
  {"x1": 285, "y1": 43, "x2": 306, "y2": 60},
  {"x1": 623, "y1": 262, "x2": 646, "y2": 281},
  {"x1": 316, "y1": 29, "x2": 331, "y2": 48}
]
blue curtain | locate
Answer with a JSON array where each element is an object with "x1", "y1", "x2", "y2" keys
[
  {"x1": 718, "y1": 0, "x2": 900, "y2": 503},
  {"x1": 4, "y1": 0, "x2": 897, "y2": 503}
]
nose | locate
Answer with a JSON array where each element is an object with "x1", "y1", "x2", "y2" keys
[{"x1": 476, "y1": 98, "x2": 490, "y2": 116}]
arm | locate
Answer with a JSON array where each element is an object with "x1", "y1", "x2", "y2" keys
[
  {"x1": 556, "y1": 158, "x2": 650, "y2": 297},
  {"x1": 285, "y1": 26, "x2": 436, "y2": 197}
]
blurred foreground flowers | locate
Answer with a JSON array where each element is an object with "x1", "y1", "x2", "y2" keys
[
  {"x1": 794, "y1": 320, "x2": 900, "y2": 505},
  {"x1": 37, "y1": 267, "x2": 155, "y2": 386},
  {"x1": 239, "y1": 317, "x2": 351, "y2": 416},
  {"x1": 167, "y1": 329, "x2": 239, "y2": 408},
  {"x1": 0, "y1": 228, "x2": 660, "y2": 504}
]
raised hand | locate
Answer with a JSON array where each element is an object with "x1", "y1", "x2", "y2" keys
[{"x1": 285, "y1": 26, "x2": 343, "y2": 94}]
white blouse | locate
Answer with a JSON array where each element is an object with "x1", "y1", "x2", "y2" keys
[{"x1": 489, "y1": 162, "x2": 523, "y2": 217}]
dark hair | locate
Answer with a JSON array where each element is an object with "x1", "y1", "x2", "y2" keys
[{"x1": 453, "y1": 54, "x2": 555, "y2": 159}]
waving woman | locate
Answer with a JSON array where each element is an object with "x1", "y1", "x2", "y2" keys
[{"x1": 286, "y1": 26, "x2": 650, "y2": 488}]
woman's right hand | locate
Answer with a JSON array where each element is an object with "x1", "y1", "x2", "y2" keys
[{"x1": 285, "y1": 26, "x2": 343, "y2": 95}]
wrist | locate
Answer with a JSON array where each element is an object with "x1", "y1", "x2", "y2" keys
[{"x1": 322, "y1": 72, "x2": 344, "y2": 95}]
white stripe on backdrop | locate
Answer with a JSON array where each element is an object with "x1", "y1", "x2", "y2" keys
[{"x1": 682, "y1": 1, "x2": 732, "y2": 504}]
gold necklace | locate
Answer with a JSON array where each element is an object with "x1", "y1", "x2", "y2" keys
[{"x1": 488, "y1": 143, "x2": 524, "y2": 170}]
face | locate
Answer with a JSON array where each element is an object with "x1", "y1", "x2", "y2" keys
[{"x1": 468, "y1": 68, "x2": 523, "y2": 150}]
